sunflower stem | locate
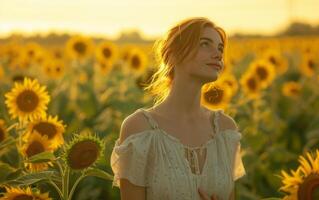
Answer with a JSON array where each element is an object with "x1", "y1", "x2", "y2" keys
[
  {"x1": 62, "y1": 166, "x2": 70, "y2": 200},
  {"x1": 66, "y1": 167, "x2": 70, "y2": 199},
  {"x1": 56, "y1": 158, "x2": 64, "y2": 177},
  {"x1": 68, "y1": 173, "x2": 85, "y2": 200},
  {"x1": 49, "y1": 180, "x2": 63, "y2": 200},
  {"x1": 5, "y1": 122, "x2": 19, "y2": 132}
]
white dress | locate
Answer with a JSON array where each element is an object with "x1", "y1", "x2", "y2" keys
[{"x1": 110, "y1": 108, "x2": 246, "y2": 200}]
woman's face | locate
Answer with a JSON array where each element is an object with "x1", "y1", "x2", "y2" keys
[{"x1": 179, "y1": 26, "x2": 224, "y2": 83}]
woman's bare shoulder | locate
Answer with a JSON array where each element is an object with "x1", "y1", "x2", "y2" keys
[
  {"x1": 217, "y1": 110, "x2": 239, "y2": 132},
  {"x1": 119, "y1": 109, "x2": 153, "y2": 144}
]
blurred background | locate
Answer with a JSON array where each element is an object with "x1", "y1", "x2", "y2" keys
[{"x1": 0, "y1": 0, "x2": 319, "y2": 199}]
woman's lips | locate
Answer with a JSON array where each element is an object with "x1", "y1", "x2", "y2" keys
[{"x1": 206, "y1": 63, "x2": 221, "y2": 71}]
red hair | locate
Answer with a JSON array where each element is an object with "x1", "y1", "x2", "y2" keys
[{"x1": 144, "y1": 17, "x2": 226, "y2": 106}]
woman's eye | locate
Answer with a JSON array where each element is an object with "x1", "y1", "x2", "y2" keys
[{"x1": 200, "y1": 42, "x2": 209, "y2": 47}]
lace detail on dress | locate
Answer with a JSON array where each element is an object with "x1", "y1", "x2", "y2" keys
[
  {"x1": 138, "y1": 108, "x2": 219, "y2": 176},
  {"x1": 110, "y1": 108, "x2": 246, "y2": 199}
]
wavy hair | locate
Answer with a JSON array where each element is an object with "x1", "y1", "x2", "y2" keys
[{"x1": 144, "y1": 17, "x2": 226, "y2": 107}]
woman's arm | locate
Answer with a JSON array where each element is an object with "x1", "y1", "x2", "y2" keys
[
  {"x1": 229, "y1": 188, "x2": 235, "y2": 200},
  {"x1": 118, "y1": 112, "x2": 150, "y2": 200},
  {"x1": 120, "y1": 178, "x2": 146, "y2": 200}
]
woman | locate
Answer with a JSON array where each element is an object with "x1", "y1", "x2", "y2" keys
[{"x1": 110, "y1": 17, "x2": 246, "y2": 200}]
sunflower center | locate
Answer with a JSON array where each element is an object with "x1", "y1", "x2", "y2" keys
[
  {"x1": 0, "y1": 127, "x2": 5, "y2": 142},
  {"x1": 28, "y1": 50, "x2": 35, "y2": 58},
  {"x1": 13, "y1": 194, "x2": 34, "y2": 200},
  {"x1": 73, "y1": 42, "x2": 86, "y2": 55},
  {"x1": 26, "y1": 141, "x2": 45, "y2": 157},
  {"x1": 68, "y1": 140, "x2": 99, "y2": 170},
  {"x1": 298, "y1": 173, "x2": 319, "y2": 200},
  {"x1": 247, "y1": 77, "x2": 257, "y2": 91},
  {"x1": 55, "y1": 51, "x2": 62, "y2": 59},
  {"x1": 102, "y1": 48, "x2": 112, "y2": 58},
  {"x1": 256, "y1": 66, "x2": 268, "y2": 80},
  {"x1": 16, "y1": 90, "x2": 40, "y2": 112},
  {"x1": 308, "y1": 60, "x2": 315, "y2": 70},
  {"x1": 269, "y1": 56, "x2": 277, "y2": 65},
  {"x1": 290, "y1": 87, "x2": 300, "y2": 95},
  {"x1": 203, "y1": 87, "x2": 224, "y2": 104},
  {"x1": 33, "y1": 122, "x2": 57, "y2": 139},
  {"x1": 131, "y1": 55, "x2": 141, "y2": 69}
]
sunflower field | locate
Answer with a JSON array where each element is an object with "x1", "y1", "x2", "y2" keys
[{"x1": 0, "y1": 34, "x2": 319, "y2": 200}]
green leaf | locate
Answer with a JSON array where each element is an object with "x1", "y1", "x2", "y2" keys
[
  {"x1": 0, "y1": 162, "x2": 16, "y2": 183},
  {"x1": 4, "y1": 171, "x2": 57, "y2": 186},
  {"x1": 27, "y1": 151, "x2": 56, "y2": 163},
  {"x1": 5, "y1": 169, "x2": 23, "y2": 181},
  {"x1": 84, "y1": 168, "x2": 114, "y2": 181},
  {"x1": 0, "y1": 137, "x2": 15, "y2": 150}
]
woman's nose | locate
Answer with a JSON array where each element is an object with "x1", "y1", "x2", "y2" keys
[{"x1": 211, "y1": 49, "x2": 222, "y2": 61}]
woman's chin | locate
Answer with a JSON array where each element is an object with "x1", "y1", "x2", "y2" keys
[{"x1": 202, "y1": 74, "x2": 219, "y2": 83}]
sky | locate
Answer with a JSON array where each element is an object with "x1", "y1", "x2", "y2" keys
[{"x1": 0, "y1": 0, "x2": 318, "y2": 39}]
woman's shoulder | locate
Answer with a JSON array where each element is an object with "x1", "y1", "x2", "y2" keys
[
  {"x1": 216, "y1": 110, "x2": 239, "y2": 132},
  {"x1": 118, "y1": 108, "x2": 154, "y2": 145},
  {"x1": 202, "y1": 106, "x2": 239, "y2": 132}
]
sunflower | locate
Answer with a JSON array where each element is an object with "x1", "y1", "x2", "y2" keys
[
  {"x1": 8, "y1": 50, "x2": 31, "y2": 70},
  {"x1": 94, "y1": 59, "x2": 114, "y2": 76},
  {"x1": 48, "y1": 46, "x2": 66, "y2": 60},
  {"x1": 282, "y1": 81, "x2": 302, "y2": 98},
  {"x1": 278, "y1": 149, "x2": 319, "y2": 200},
  {"x1": 239, "y1": 71, "x2": 262, "y2": 99},
  {"x1": 5, "y1": 44, "x2": 24, "y2": 70},
  {"x1": 5, "y1": 78, "x2": 50, "y2": 122},
  {"x1": 248, "y1": 59, "x2": 276, "y2": 89},
  {"x1": 201, "y1": 81, "x2": 232, "y2": 110},
  {"x1": 20, "y1": 131, "x2": 54, "y2": 172},
  {"x1": 1, "y1": 186, "x2": 34, "y2": 200},
  {"x1": 43, "y1": 59, "x2": 66, "y2": 79},
  {"x1": 20, "y1": 56, "x2": 33, "y2": 69},
  {"x1": 1, "y1": 186, "x2": 52, "y2": 200},
  {"x1": 66, "y1": 35, "x2": 93, "y2": 61},
  {"x1": 216, "y1": 72, "x2": 238, "y2": 96},
  {"x1": 0, "y1": 119, "x2": 7, "y2": 143},
  {"x1": 262, "y1": 49, "x2": 288, "y2": 75},
  {"x1": 95, "y1": 41, "x2": 118, "y2": 62},
  {"x1": 119, "y1": 45, "x2": 134, "y2": 62},
  {"x1": 24, "y1": 115, "x2": 66, "y2": 149},
  {"x1": 22, "y1": 42, "x2": 44, "y2": 65},
  {"x1": 64, "y1": 132, "x2": 104, "y2": 171},
  {"x1": 278, "y1": 168, "x2": 302, "y2": 200},
  {"x1": 301, "y1": 44, "x2": 316, "y2": 55},
  {"x1": 126, "y1": 48, "x2": 148, "y2": 74},
  {"x1": 299, "y1": 54, "x2": 318, "y2": 77}
]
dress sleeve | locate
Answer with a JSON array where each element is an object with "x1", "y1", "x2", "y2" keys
[
  {"x1": 223, "y1": 130, "x2": 246, "y2": 181},
  {"x1": 232, "y1": 141, "x2": 246, "y2": 181},
  {"x1": 110, "y1": 132, "x2": 153, "y2": 188}
]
